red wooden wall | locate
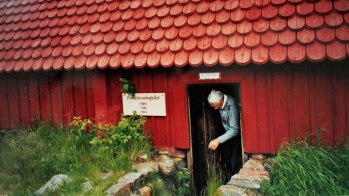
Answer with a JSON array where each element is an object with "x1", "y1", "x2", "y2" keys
[{"x1": 0, "y1": 61, "x2": 348, "y2": 153}]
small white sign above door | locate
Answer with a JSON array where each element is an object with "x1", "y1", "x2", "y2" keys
[
  {"x1": 122, "y1": 93, "x2": 166, "y2": 116},
  {"x1": 199, "y1": 72, "x2": 221, "y2": 80}
]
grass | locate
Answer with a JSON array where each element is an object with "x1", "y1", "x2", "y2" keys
[
  {"x1": 0, "y1": 114, "x2": 151, "y2": 195},
  {"x1": 144, "y1": 172, "x2": 172, "y2": 196},
  {"x1": 200, "y1": 161, "x2": 224, "y2": 196},
  {"x1": 260, "y1": 139, "x2": 349, "y2": 196}
]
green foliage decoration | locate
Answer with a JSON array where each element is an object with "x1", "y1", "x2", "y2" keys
[{"x1": 119, "y1": 77, "x2": 136, "y2": 97}]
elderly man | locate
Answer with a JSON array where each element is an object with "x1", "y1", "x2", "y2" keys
[{"x1": 207, "y1": 89, "x2": 240, "y2": 172}]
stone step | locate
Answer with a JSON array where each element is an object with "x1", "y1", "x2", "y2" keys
[
  {"x1": 227, "y1": 178, "x2": 261, "y2": 189},
  {"x1": 217, "y1": 185, "x2": 257, "y2": 196},
  {"x1": 243, "y1": 159, "x2": 265, "y2": 171},
  {"x1": 105, "y1": 162, "x2": 158, "y2": 196}
]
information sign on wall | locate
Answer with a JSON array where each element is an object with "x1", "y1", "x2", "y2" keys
[{"x1": 122, "y1": 93, "x2": 166, "y2": 116}]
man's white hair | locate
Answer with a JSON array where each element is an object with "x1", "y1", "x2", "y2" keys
[{"x1": 207, "y1": 90, "x2": 223, "y2": 104}]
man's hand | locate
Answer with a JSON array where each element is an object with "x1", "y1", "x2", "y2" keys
[{"x1": 208, "y1": 139, "x2": 220, "y2": 150}]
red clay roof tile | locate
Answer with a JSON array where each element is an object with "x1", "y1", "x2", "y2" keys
[
  {"x1": 306, "y1": 13, "x2": 324, "y2": 29},
  {"x1": 161, "y1": 15, "x2": 175, "y2": 28},
  {"x1": 197, "y1": 1, "x2": 210, "y2": 13},
  {"x1": 314, "y1": 1, "x2": 332, "y2": 14},
  {"x1": 271, "y1": 0, "x2": 287, "y2": 6},
  {"x1": 325, "y1": 11, "x2": 344, "y2": 27},
  {"x1": 130, "y1": 0, "x2": 142, "y2": 9},
  {"x1": 92, "y1": 33, "x2": 104, "y2": 44},
  {"x1": 244, "y1": 32, "x2": 260, "y2": 48},
  {"x1": 212, "y1": 34, "x2": 228, "y2": 49},
  {"x1": 147, "y1": 52, "x2": 160, "y2": 68},
  {"x1": 334, "y1": 0, "x2": 349, "y2": 12},
  {"x1": 154, "y1": 0, "x2": 166, "y2": 7},
  {"x1": 86, "y1": 54, "x2": 98, "y2": 69},
  {"x1": 203, "y1": 48, "x2": 219, "y2": 66},
  {"x1": 121, "y1": 53, "x2": 135, "y2": 69},
  {"x1": 255, "y1": 0, "x2": 270, "y2": 7},
  {"x1": 62, "y1": 56, "x2": 74, "y2": 70},
  {"x1": 174, "y1": 50, "x2": 188, "y2": 67},
  {"x1": 124, "y1": 19, "x2": 137, "y2": 31},
  {"x1": 216, "y1": 10, "x2": 231, "y2": 23},
  {"x1": 219, "y1": 47, "x2": 235, "y2": 66},
  {"x1": 222, "y1": 22, "x2": 237, "y2": 35},
  {"x1": 169, "y1": 38, "x2": 183, "y2": 51},
  {"x1": 143, "y1": 40, "x2": 157, "y2": 53},
  {"x1": 201, "y1": 12, "x2": 215, "y2": 25},
  {"x1": 269, "y1": 16, "x2": 287, "y2": 31},
  {"x1": 174, "y1": 15, "x2": 187, "y2": 27},
  {"x1": 262, "y1": 5, "x2": 278, "y2": 19},
  {"x1": 165, "y1": 26, "x2": 179, "y2": 39},
  {"x1": 62, "y1": 46, "x2": 73, "y2": 57},
  {"x1": 326, "y1": 40, "x2": 346, "y2": 61},
  {"x1": 52, "y1": 46, "x2": 63, "y2": 57},
  {"x1": 237, "y1": 21, "x2": 253, "y2": 34},
  {"x1": 188, "y1": 49, "x2": 203, "y2": 67},
  {"x1": 97, "y1": 54, "x2": 110, "y2": 69},
  {"x1": 73, "y1": 56, "x2": 86, "y2": 70},
  {"x1": 270, "y1": 44, "x2": 287, "y2": 63},
  {"x1": 228, "y1": 34, "x2": 244, "y2": 48},
  {"x1": 234, "y1": 46, "x2": 251, "y2": 65},
  {"x1": 297, "y1": 1, "x2": 314, "y2": 16},
  {"x1": 297, "y1": 28, "x2": 315, "y2": 44},
  {"x1": 152, "y1": 28, "x2": 165, "y2": 40},
  {"x1": 231, "y1": 8, "x2": 246, "y2": 22},
  {"x1": 197, "y1": 36, "x2": 212, "y2": 50},
  {"x1": 134, "y1": 52, "x2": 147, "y2": 68},
  {"x1": 261, "y1": 31, "x2": 278, "y2": 46},
  {"x1": 336, "y1": 24, "x2": 349, "y2": 41},
  {"x1": 0, "y1": 0, "x2": 348, "y2": 72},
  {"x1": 316, "y1": 27, "x2": 335, "y2": 43},
  {"x1": 118, "y1": 42, "x2": 131, "y2": 54},
  {"x1": 246, "y1": 7, "x2": 262, "y2": 21},
  {"x1": 251, "y1": 45, "x2": 269, "y2": 64},
  {"x1": 129, "y1": 41, "x2": 143, "y2": 54},
  {"x1": 240, "y1": 0, "x2": 254, "y2": 9},
  {"x1": 179, "y1": 26, "x2": 193, "y2": 38},
  {"x1": 106, "y1": 42, "x2": 119, "y2": 55},
  {"x1": 210, "y1": 1, "x2": 225, "y2": 12},
  {"x1": 52, "y1": 57, "x2": 65, "y2": 70},
  {"x1": 122, "y1": 9, "x2": 134, "y2": 21},
  {"x1": 156, "y1": 39, "x2": 170, "y2": 52},
  {"x1": 188, "y1": 13, "x2": 201, "y2": 26},
  {"x1": 253, "y1": 19, "x2": 269, "y2": 33},
  {"x1": 288, "y1": 43, "x2": 306, "y2": 63},
  {"x1": 288, "y1": 15, "x2": 305, "y2": 30}
]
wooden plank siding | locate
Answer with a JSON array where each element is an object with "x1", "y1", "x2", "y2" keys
[{"x1": 0, "y1": 62, "x2": 348, "y2": 153}]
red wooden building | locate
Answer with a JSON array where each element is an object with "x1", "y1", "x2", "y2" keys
[{"x1": 0, "y1": 0, "x2": 348, "y2": 157}]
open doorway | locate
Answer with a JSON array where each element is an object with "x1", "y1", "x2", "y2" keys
[{"x1": 187, "y1": 83, "x2": 242, "y2": 194}]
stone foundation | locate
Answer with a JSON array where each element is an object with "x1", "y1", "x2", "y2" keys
[{"x1": 106, "y1": 149, "x2": 187, "y2": 196}]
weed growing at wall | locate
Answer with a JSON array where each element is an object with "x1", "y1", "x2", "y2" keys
[
  {"x1": 260, "y1": 139, "x2": 349, "y2": 195},
  {"x1": 177, "y1": 168, "x2": 191, "y2": 196}
]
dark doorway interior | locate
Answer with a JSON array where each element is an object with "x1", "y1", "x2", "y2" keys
[{"x1": 188, "y1": 83, "x2": 242, "y2": 194}]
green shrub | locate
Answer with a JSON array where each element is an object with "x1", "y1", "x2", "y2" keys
[
  {"x1": 260, "y1": 140, "x2": 349, "y2": 196},
  {"x1": 0, "y1": 114, "x2": 151, "y2": 195}
]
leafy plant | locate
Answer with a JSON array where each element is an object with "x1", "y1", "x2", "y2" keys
[
  {"x1": 0, "y1": 114, "x2": 152, "y2": 195},
  {"x1": 177, "y1": 168, "x2": 191, "y2": 196},
  {"x1": 119, "y1": 77, "x2": 136, "y2": 97}
]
